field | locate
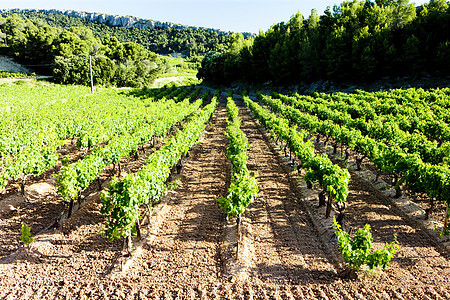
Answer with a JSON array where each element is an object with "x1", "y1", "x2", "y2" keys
[{"x1": 0, "y1": 80, "x2": 449, "y2": 299}]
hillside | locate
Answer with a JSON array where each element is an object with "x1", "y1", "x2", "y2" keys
[
  {"x1": 0, "y1": 56, "x2": 30, "y2": 73},
  {"x1": 0, "y1": 9, "x2": 253, "y2": 57},
  {"x1": 0, "y1": 9, "x2": 255, "y2": 38}
]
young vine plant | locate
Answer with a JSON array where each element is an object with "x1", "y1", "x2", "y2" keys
[{"x1": 217, "y1": 92, "x2": 258, "y2": 219}]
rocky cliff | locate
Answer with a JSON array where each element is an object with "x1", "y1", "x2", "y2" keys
[{"x1": 1, "y1": 8, "x2": 255, "y2": 38}]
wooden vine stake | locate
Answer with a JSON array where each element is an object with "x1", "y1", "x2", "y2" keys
[
  {"x1": 355, "y1": 154, "x2": 365, "y2": 171},
  {"x1": 336, "y1": 201, "x2": 346, "y2": 228},
  {"x1": 444, "y1": 202, "x2": 449, "y2": 235},
  {"x1": 176, "y1": 160, "x2": 182, "y2": 174},
  {"x1": 123, "y1": 231, "x2": 132, "y2": 256},
  {"x1": 20, "y1": 177, "x2": 25, "y2": 196},
  {"x1": 425, "y1": 198, "x2": 435, "y2": 220},
  {"x1": 318, "y1": 190, "x2": 326, "y2": 207},
  {"x1": 393, "y1": 174, "x2": 402, "y2": 198},
  {"x1": 146, "y1": 203, "x2": 153, "y2": 225},
  {"x1": 67, "y1": 198, "x2": 74, "y2": 218},
  {"x1": 236, "y1": 215, "x2": 241, "y2": 261},
  {"x1": 135, "y1": 217, "x2": 142, "y2": 240},
  {"x1": 325, "y1": 192, "x2": 333, "y2": 219}
]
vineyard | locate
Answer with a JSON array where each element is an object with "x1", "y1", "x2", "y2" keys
[{"x1": 0, "y1": 81, "x2": 449, "y2": 299}]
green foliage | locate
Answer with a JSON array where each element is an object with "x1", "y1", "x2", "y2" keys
[
  {"x1": 1, "y1": 10, "x2": 232, "y2": 57},
  {"x1": 217, "y1": 171, "x2": 259, "y2": 218},
  {"x1": 57, "y1": 87, "x2": 202, "y2": 203},
  {"x1": 113, "y1": 59, "x2": 159, "y2": 88},
  {"x1": 246, "y1": 94, "x2": 350, "y2": 205},
  {"x1": 53, "y1": 54, "x2": 90, "y2": 84},
  {"x1": 61, "y1": 155, "x2": 70, "y2": 167},
  {"x1": 0, "y1": 85, "x2": 185, "y2": 192},
  {"x1": 20, "y1": 222, "x2": 35, "y2": 247},
  {"x1": 52, "y1": 40, "x2": 160, "y2": 87},
  {"x1": 0, "y1": 13, "x2": 162, "y2": 87},
  {"x1": 333, "y1": 219, "x2": 398, "y2": 272},
  {"x1": 200, "y1": 0, "x2": 450, "y2": 84},
  {"x1": 0, "y1": 70, "x2": 35, "y2": 78},
  {"x1": 217, "y1": 95, "x2": 259, "y2": 218},
  {"x1": 443, "y1": 204, "x2": 450, "y2": 236},
  {"x1": 167, "y1": 179, "x2": 181, "y2": 191},
  {"x1": 270, "y1": 88, "x2": 450, "y2": 233},
  {"x1": 100, "y1": 91, "x2": 218, "y2": 240},
  {"x1": 197, "y1": 51, "x2": 228, "y2": 83}
]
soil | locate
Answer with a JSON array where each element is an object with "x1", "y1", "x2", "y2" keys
[
  {"x1": 0, "y1": 139, "x2": 89, "y2": 257},
  {"x1": 0, "y1": 97, "x2": 448, "y2": 299},
  {"x1": 237, "y1": 105, "x2": 338, "y2": 286},
  {"x1": 312, "y1": 136, "x2": 449, "y2": 249},
  {"x1": 326, "y1": 138, "x2": 448, "y2": 228}
]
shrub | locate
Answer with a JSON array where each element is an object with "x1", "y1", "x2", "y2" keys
[{"x1": 333, "y1": 218, "x2": 398, "y2": 275}]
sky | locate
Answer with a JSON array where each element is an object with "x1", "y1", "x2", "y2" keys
[{"x1": 0, "y1": 0, "x2": 430, "y2": 33}]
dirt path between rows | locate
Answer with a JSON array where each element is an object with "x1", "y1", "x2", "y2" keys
[
  {"x1": 0, "y1": 98, "x2": 230, "y2": 299},
  {"x1": 308, "y1": 136, "x2": 450, "y2": 298},
  {"x1": 242, "y1": 98, "x2": 450, "y2": 298},
  {"x1": 0, "y1": 97, "x2": 449, "y2": 299},
  {"x1": 0, "y1": 139, "x2": 92, "y2": 258},
  {"x1": 109, "y1": 98, "x2": 230, "y2": 289},
  {"x1": 0, "y1": 134, "x2": 162, "y2": 260},
  {"x1": 238, "y1": 105, "x2": 338, "y2": 285},
  {"x1": 341, "y1": 170, "x2": 450, "y2": 298}
]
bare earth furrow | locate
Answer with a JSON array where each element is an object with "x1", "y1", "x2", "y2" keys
[
  {"x1": 238, "y1": 105, "x2": 337, "y2": 286},
  {"x1": 0, "y1": 95, "x2": 448, "y2": 298},
  {"x1": 110, "y1": 100, "x2": 229, "y2": 289},
  {"x1": 341, "y1": 171, "x2": 450, "y2": 292}
]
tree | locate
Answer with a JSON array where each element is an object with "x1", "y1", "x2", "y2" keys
[
  {"x1": 53, "y1": 54, "x2": 90, "y2": 84},
  {"x1": 197, "y1": 51, "x2": 228, "y2": 83},
  {"x1": 436, "y1": 41, "x2": 450, "y2": 74},
  {"x1": 0, "y1": 30, "x2": 6, "y2": 46},
  {"x1": 122, "y1": 41, "x2": 149, "y2": 61},
  {"x1": 92, "y1": 55, "x2": 116, "y2": 85},
  {"x1": 402, "y1": 34, "x2": 421, "y2": 74},
  {"x1": 52, "y1": 30, "x2": 90, "y2": 57},
  {"x1": 307, "y1": 9, "x2": 320, "y2": 30},
  {"x1": 390, "y1": 0, "x2": 417, "y2": 29}
]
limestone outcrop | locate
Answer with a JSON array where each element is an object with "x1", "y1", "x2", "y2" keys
[{"x1": 1, "y1": 9, "x2": 255, "y2": 38}]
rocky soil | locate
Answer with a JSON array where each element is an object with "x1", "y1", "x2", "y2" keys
[{"x1": 0, "y1": 97, "x2": 448, "y2": 299}]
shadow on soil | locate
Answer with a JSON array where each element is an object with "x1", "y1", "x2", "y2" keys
[{"x1": 252, "y1": 263, "x2": 339, "y2": 285}]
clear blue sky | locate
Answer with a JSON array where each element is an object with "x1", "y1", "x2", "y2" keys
[{"x1": 0, "y1": 0, "x2": 429, "y2": 33}]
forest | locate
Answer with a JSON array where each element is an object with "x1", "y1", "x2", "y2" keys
[
  {"x1": 0, "y1": 14, "x2": 163, "y2": 87},
  {"x1": 0, "y1": 10, "x2": 231, "y2": 57},
  {"x1": 198, "y1": 0, "x2": 450, "y2": 85},
  {"x1": 1, "y1": 1, "x2": 449, "y2": 88}
]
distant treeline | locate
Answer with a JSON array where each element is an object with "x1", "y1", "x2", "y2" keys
[
  {"x1": 1, "y1": 10, "x2": 231, "y2": 57},
  {"x1": 0, "y1": 14, "x2": 162, "y2": 87},
  {"x1": 198, "y1": 0, "x2": 450, "y2": 85}
]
